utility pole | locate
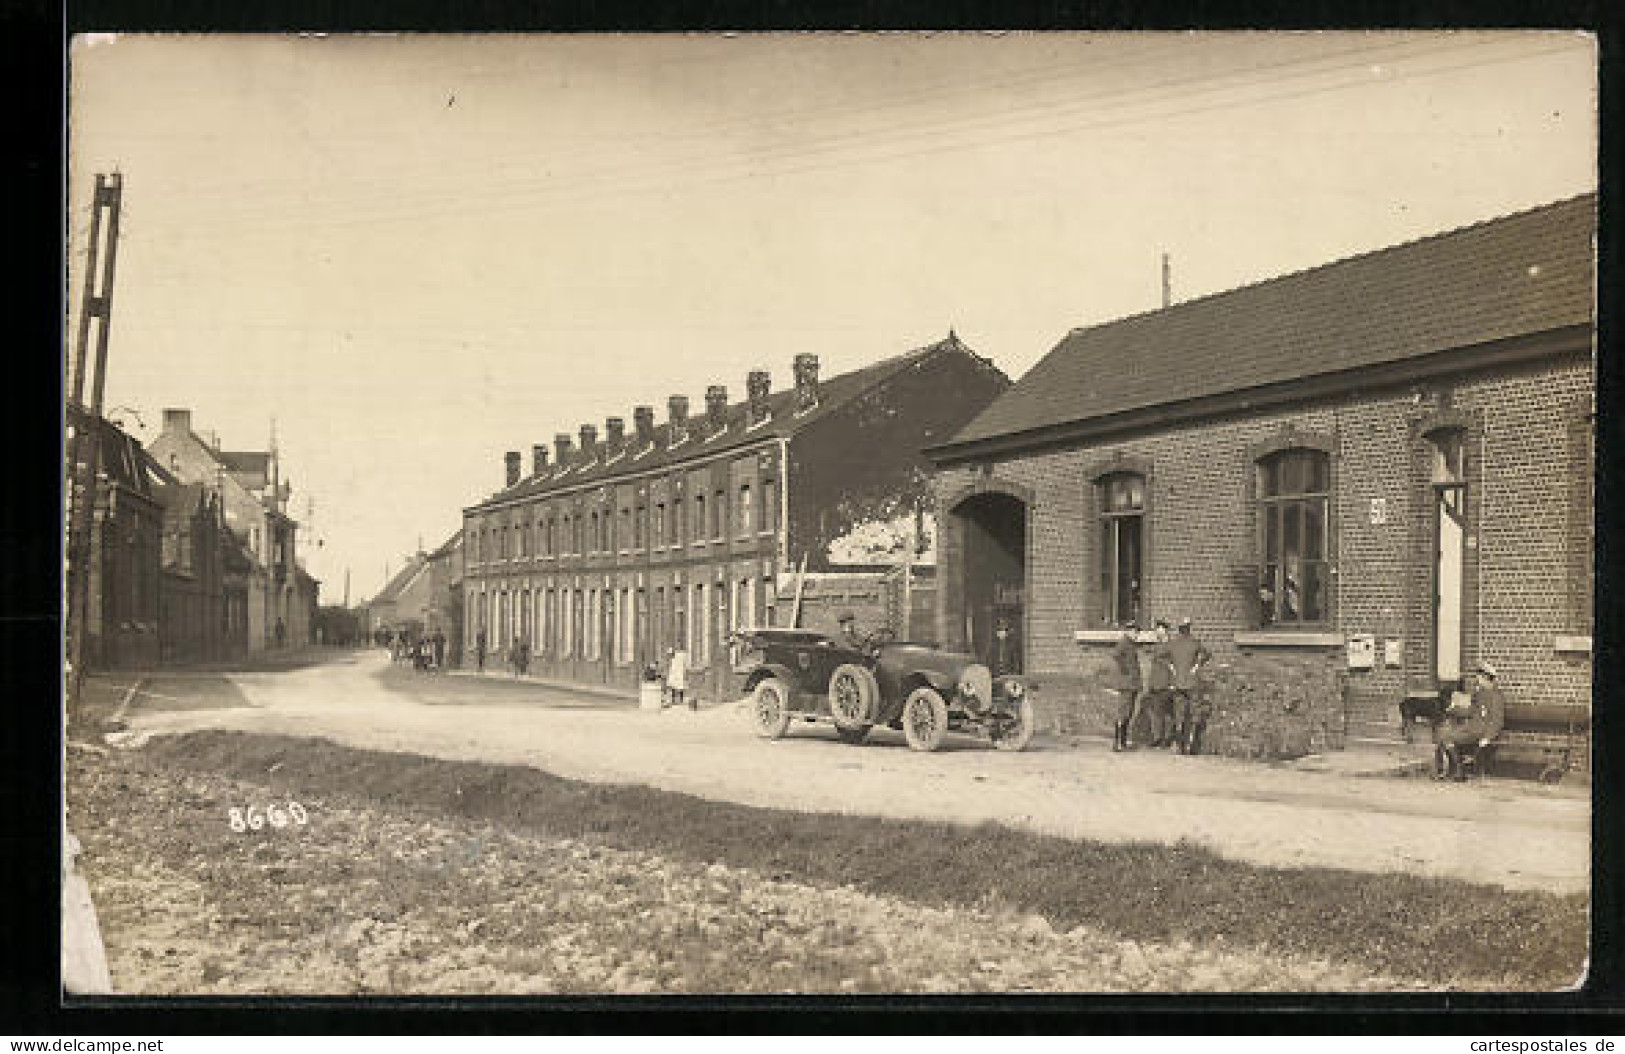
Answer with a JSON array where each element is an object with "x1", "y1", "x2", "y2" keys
[
  {"x1": 66, "y1": 172, "x2": 123, "y2": 708},
  {"x1": 1161, "y1": 252, "x2": 1172, "y2": 309},
  {"x1": 343, "y1": 567, "x2": 351, "y2": 609}
]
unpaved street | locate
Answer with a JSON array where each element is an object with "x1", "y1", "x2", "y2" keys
[{"x1": 111, "y1": 650, "x2": 1589, "y2": 894}]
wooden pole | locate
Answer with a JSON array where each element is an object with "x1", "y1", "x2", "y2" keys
[{"x1": 66, "y1": 173, "x2": 123, "y2": 705}]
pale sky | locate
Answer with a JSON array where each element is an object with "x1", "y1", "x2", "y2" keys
[{"x1": 66, "y1": 31, "x2": 1597, "y2": 603}]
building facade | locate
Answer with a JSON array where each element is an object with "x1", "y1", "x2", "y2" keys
[
  {"x1": 155, "y1": 482, "x2": 253, "y2": 663},
  {"x1": 67, "y1": 405, "x2": 165, "y2": 670},
  {"x1": 462, "y1": 336, "x2": 1010, "y2": 700},
  {"x1": 147, "y1": 409, "x2": 317, "y2": 650},
  {"x1": 928, "y1": 195, "x2": 1595, "y2": 747}
]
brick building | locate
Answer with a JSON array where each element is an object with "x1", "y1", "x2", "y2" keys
[
  {"x1": 66, "y1": 404, "x2": 165, "y2": 669},
  {"x1": 462, "y1": 335, "x2": 1010, "y2": 700},
  {"x1": 927, "y1": 195, "x2": 1595, "y2": 747},
  {"x1": 155, "y1": 481, "x2": 253, "y2": 663}
]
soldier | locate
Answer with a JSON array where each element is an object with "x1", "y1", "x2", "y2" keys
[
  {"x1": 1435, "y1": 663, "x2": 1507, "y2": 781},
  {"x1": 1108, "y1": 624, "x2": 1143, "y2": 752},
  {"x1": 1167, "y1": 616, "x2": 1213, "y2": 755},
  {"x1": 1143, "y1": 620, "x2": 1175, "y2": 747}
]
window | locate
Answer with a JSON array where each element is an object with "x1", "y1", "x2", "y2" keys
[
  {"x1": 713, "y1": 488, "x2": 726, "y2": 539},
  {"x1": 671, "y1": 498, "x2": 683, "y2": 546},
  {"x1": 654, "y1": 503, "x2": 665, "y2": 548},
  {"x1": 694, "y1": 495, "x2": 706, "y2": 545},
  {"x1": 760, "y1": 478, "x2": 777, "y2": 533},
  {"x1": 620, "y1": 508, "x2": 631, "y2": 552},
  {"x1": 693, "y1": 583, "x2": 707, "y2": 664},
  {"x1": 636, "y1": 504, "x2": 647, "y2": 549},
  {"x1": 739, "y1": 485, "x2": 752, "y2": 536},
  {"x1": 1258, "y1": 448, "x2": 1331, "y2": 625},
  {"x1": 1097, "y1": 473, "x2": 1144, "y2": 628}
]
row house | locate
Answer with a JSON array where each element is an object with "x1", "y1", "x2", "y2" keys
[
  {"x1": 927, "y1": 194, "x2": 1595, "y2": 748},
  {"x1": 462, "y1": 335, "x2": 1010, "y2": 701}
]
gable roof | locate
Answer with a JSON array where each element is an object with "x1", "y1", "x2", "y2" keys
[
  {"x1": 469, "y1": 334, "x2": 996, "y2": 511},
  {"x1": 369, "y1": 554, "x2": 430, "y2": 607},
  {"x1": 937, "y1": 193, "x2": 1596, "y2": 458}
]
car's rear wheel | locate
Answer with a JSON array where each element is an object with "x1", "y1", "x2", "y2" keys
[
  {"x1": 991, "y1": 696, "x2": 1036, "y2": 752},
  {"x1": 752, "y1": 677, "x2": 793, "y2": 740},
  {"x1": 902, "y1": 686, "x2": 949, "y2": 752},
  {"x1": 836, "y1": 724, "x2": 871, "y2": 745},
  {"x1": 828, "y1": 663, "x2": 879, "y2": 731}
]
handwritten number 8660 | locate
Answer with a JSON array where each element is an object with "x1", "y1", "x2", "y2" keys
[{"x1": 228, "y1": 802, "x2": 308, "y2": 832}]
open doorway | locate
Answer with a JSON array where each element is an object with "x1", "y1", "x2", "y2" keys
[{"x1": 948, "y1": 490, "x2": 1028, "y2": 676}]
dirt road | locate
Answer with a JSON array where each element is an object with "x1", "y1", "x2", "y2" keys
[{"x1": 112, "y1": 650, "x2": 1589, "y2": 894}]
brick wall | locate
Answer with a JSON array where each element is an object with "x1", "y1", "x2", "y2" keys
[{"x1": 935, "y1": 353, "x2": 1594, "y2": 745}]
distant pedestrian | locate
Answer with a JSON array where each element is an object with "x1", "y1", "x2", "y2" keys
[
  {"x1": 475, "y1": 628, "x2": 487, "y2": 673},
  {"x1": 1143, "y1": 620, "x2": 1175, "y2": 747},
  {"x1": 413, "y1": 638, "x2": 429, "y2": 672},
  {"x1": 275, "y1": 618, "x2": 286, "y2": 648},
  {"x1": 667, "y1": 642, "x2": 690, "y2": 710},
  {"x1": 1108, "y1": 625, "x2": 1143, "y2": 752},
  {"x1": 1167, "y1": 617, "x2": 1213, "y2": 755},
  {"x1": 432, "y1": 630, "x2": 447, "y2": 671}
]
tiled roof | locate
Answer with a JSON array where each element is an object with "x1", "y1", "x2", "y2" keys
[
  {"x1": 219, "y1": 451, "x2": 271, "y2": 476},
  {"x1": 470, "y1": 334, "x2": 988, "y2": 511},
  {"x1": 944, "y1": 193, "x2": 1596, "y2": 451}
]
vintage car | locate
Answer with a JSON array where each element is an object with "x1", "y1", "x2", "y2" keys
[{"x1": 730, "y1": 626, "x2": 1035, "y2": 752}]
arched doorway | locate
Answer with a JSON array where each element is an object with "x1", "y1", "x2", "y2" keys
[{"x1": 946, "y1": 489, "x2": 1029, "y2": 676}]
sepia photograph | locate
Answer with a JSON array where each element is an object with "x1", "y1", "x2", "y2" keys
[{"x1": 62, "y1": 30, "x2": 1596, "y2": 998}]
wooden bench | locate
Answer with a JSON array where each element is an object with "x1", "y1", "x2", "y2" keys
[{"x1": 1459, "y1": 714, "x2": 1588, "y2": 784}]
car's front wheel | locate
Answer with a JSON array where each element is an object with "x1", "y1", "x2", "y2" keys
[
  {"x1": 990, "y1": 696, "x2": 1036, "y2": 752},
  {"x1": 902, "y1": 686, "x2": 949, "y2": 752},
  {"x1": 752, "y1": 677, "x2": 794, "y2": 740},
  {"x1": 828, "y1": 663, "x2": 879, "y2": 731}
]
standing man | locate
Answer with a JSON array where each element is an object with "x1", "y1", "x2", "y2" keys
[
  {"x1": 1167, "y1": 616, "x2": 1213, "y2": 755},
  {"x1": 1143, "y1": 620, "x2": 1176, "y2": 748},
  {"x1": 475, "y1": 627, "x2": 487, "y2": 674},
  {"x1": 1108, "y1": 624, "x2": 1143, "y2": 752},
  {"x1": 1435, "y1": 663, "x2": 1507, "y2": 781},
  {"x1": 275, "y1": 617, "x2": 286, "y2": 649}
]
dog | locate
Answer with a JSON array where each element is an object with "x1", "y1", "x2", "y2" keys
[{"x1": 1398, "y1": 687, "x2": 1453, "y2": 744}]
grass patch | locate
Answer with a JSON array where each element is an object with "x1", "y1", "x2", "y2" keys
[{"x1": 139, "y1": 730, "x2": 1587, "y2": 990}]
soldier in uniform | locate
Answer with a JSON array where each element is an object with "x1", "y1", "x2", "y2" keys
[
  {"x1": 1143, "y1": 620, "x2": 1175, "y2": 747},
  {"x1": 1108, "y1": 625, "x2": 1143, "y2": 751},
  {"x1": 1167, "y1": 616, "x2": 1213, "y2": 755},
  {"x1": 1435, "y1": 663, "x2": 1507, "y2": 781}
]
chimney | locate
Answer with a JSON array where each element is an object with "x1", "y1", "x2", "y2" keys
[
  {"x1": 633, "y1": 405, "x2": 656, "y2": 447},
  {"x1": 532, "y1": 443, "x2": 549, "y2": 476},
  {"x1": 667, "y1": 395, "x2": 690, "y2": 445},
  {"x1": 793, "y1": 353, "x2": 820, "y2": 411},
  {"x1": 554, "y1": 432, "x2": 574, "y2": 467},
  {"x1": 578, "y1": 423, "x2": 598, "y2": 463},
  {"x1": 747, "y1": 369, "x2": 771, "y2": 425},
  {"x1": 504, "y1": 451, "x2": 521, "y2": 488},
  {"x1": 163, "y1": 408, "x2": 192, "y2": 435},
  {"x1": 704, "y1": 385, "x2": 729, "y2": 433},
  {"x1": 604, "y1": 416, "x2": 626, "y2": 457}
]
